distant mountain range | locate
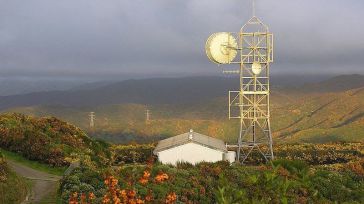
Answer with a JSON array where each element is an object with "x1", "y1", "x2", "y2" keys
[
  {"x1": 1, "y1": 74, "x2": 363, "y2": 144},
  {"x1": 300, "y1": 74, "x2": 364, "y2": 92},
  {"x1": 0, "y1": 74, "x2": 362, "y2": 110},
  {"x1": 0, "y1": 78, "x2": 87, "y2": 96},
  {"x1": 0, "y1": 77, "x2": 238, "y2": 110}
]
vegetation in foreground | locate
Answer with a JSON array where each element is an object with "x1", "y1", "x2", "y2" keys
[
  {"x1": 0, "y1": 114, "x2": 363, "y2": 203},
  {"x1": 61, "y1": 158, "x2": 364, "y2": 204},
  {"x1": 60, "y1": 143, "x2": 364, "y2": 204},
  {"x1": 0, "y1": 150, "x2": 28, "y2": 204}
]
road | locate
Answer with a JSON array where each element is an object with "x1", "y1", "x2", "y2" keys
[{"x1": 7, "y1": 160, "x2": 61, "y2": 203}]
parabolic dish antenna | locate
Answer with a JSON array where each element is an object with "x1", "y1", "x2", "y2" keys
[
  {"x1": 251, "y1": 62, "x2": 262, "y2": 75},
  {"x1": 205, "y1": 32, "x2": 238, "y2": 64}
]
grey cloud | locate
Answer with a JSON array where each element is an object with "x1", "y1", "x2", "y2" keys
[{"x1": 0, "y1": 0, "x2": 363, "y2": 78}]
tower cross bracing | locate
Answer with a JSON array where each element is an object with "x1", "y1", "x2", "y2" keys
[{"x1": 205, "y1": 15, "x2": 274, "y2": 163}]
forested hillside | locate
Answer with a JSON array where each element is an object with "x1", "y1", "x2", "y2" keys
[
  {"x1": 1, "y1": 75, "x2": 363, "y2": 144},
  {"x1": 5, "y1": 88, "x2": 363, "y2": 144}
]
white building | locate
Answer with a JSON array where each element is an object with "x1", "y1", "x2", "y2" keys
[{"x1": 154, "y1": 129, "x2": 235, "y2": 165}]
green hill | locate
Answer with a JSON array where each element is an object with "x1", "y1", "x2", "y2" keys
[
  {"x1": 1, "y1": 75, "x2": 363, "y2": 144},
  {"x1": 273, "y1": 87, "x2": 364, "y2": 143},
  {"x1": 0, "y1": 113, "x2": 110, "y2": 167},
  {"x1": 4, "y1": 87, "x2": 363, "y2": 144}
]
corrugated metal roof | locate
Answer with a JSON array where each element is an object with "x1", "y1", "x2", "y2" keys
[{"x1": 154, "y1": 130, "x2": 227, "y2": 154}]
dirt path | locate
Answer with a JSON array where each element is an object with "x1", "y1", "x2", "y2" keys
[{"x1": 7, "y1": 160, "x2": 61, "y2": 203}]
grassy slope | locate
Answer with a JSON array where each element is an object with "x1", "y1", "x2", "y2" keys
[
  {"x1": 4, "y1": 87, "x2": 364, "y2": 144},
  {"x1": 0, "y1": 151, "x2": 29, "y2": 204},
  {"x1": 0, "y1": 113, "x2": 111, "y2": 168},
  {"x1": 274, "y1": 88, "x2": 364, "y2": 143},
  {"x1": 1, "y1": 149, "x2": 66, "y2": 176},
  {"x1": 0, "y1": 170, "x2": 29, "y2": 204}
]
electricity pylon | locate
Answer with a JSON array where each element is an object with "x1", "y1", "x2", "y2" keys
[
  {"x1": 146, "y1": 109, "x2": 151, "y2": 124},
  {"x1": 89, "y1": 112, "x2": 95, "y2": 129}
]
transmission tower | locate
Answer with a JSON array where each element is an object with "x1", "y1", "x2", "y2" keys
[
  {"x1": 146, "y1": 109, "x2": 151, "y2": 124},
  {"x1": 205, "y1": 1, "x2": 274, "y2": 163},
  {"x1": 89, "y1": 112, "x2": 95, "y2": 129}
]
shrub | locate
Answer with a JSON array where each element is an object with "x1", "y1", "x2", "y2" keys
[
  {"x1": 272, "y1": 159, "x2": 309, "y2": 174},
  {"x1": 0, "y1": 113, "x2": 111, "y2": 167}
]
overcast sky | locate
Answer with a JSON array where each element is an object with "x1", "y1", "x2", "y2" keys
[{"x1": 0, "y1": 0, "x2": 363, "y2": 79}]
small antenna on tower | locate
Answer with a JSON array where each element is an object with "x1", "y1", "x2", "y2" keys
[{"x1": 252, "y1": 0, "x2": 256, "y2": 17}]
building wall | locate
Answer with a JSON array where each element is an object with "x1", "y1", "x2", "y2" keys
[{"x1": 157, "y1": 142, "x2": 224, "y2": 165}]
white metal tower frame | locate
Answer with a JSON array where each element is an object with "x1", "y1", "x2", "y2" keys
[
  {"x1": 206, "y1": 15, "x2": 275, "y2": 163},
  {"x1": 233, "y1": 16, "x2": 274, "y2": 163}
]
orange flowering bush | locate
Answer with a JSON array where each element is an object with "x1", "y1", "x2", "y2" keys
[
  {"x1": 346, "y1": 158, "x2": 364, "y2": 177},
  {"x1": 69, "y1": 192, "x2": 95, "y2": 204},
  {"x1": 165, "y1": 192, "x2": 177, "y2": 204},
  {"x1": 139, "y1": 171, "x2": 150, "y2": 185},
  {"x1": 155, "y1": 172, "x2": 169, "y2": 183},
  {"x1": 68, "y1": 161, "x2": 175, "y2": 204}
]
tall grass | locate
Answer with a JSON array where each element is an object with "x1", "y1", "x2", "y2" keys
[{"x1": 1, "y1": 148, "x2": 66, "y2": 176}]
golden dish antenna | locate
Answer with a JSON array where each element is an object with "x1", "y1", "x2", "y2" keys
[
  {"x1": 251, "y1": 62, "x2": 262, "y2": 75},
  {"x1": 205, "y1": 32, "x2": 238, "y2": 64}
]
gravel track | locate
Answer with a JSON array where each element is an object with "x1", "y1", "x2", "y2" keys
[{"x1": 7, "y1": 160, "x2": 61, "y2": 203}]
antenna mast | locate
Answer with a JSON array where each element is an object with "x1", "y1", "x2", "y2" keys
[
  {"x1": 252, "y1": 0, "x2": 256, "y2": 17},
  {"x1": 205, "y1": 0, "x2": 274, "y2": 163}
]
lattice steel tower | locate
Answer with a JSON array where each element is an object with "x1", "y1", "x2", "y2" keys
[{"x1": 205, "y1": 2, "x2": 274, "y2": 163}]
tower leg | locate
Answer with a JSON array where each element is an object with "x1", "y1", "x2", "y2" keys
[
  {"x1": 237, "y1": 118, "x2": 274, "y2": 164},
  {"x1": 267, "y1": 120, "x2": 274, "y2": 160},
  {"x1": 237, "y1": 119, "x2": 243, "y2": 162}
]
